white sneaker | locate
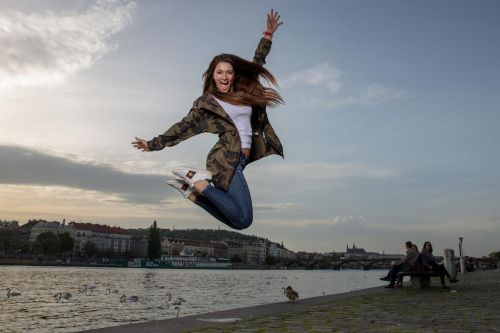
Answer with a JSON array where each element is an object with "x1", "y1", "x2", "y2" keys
[
  {"x1": 172, "y1": 167, "x2": 212, "y2": 188},
  {"x1": 166, "y1": 179, "x2": 192, "y2": 198}
]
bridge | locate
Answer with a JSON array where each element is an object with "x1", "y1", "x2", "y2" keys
[
  {"x1": 309, "y1": 256, "x2": 498, "y2": 270},
  {"x1": 329, "y1": 258, "x2": 397, "y2": 270}
]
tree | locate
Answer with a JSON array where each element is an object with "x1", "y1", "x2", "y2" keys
[
  {"x1": 265, "y1": 255, "x2": 277, "y2": 265},
  {"x1": 0, "y1": 229, "x2": 18, "y2": 254},
  {"x1": 35, "y1": 232, "x2": 58, "y2": 256},
  {"x1": 489, "y1": 251, "x2": 500, "y2": 260},
  {"x1": 230, "y1": 254, "x2": 242, "y2": 263},
  {"x1": 147, "y1": 220, "x2": 162, "y2": 260},
  {"x1": 57, "y1": 232, "x2": 75, "y2": 256},
  {"x1": 83, "y1": 241, "x2": 97, "y2": 258}
]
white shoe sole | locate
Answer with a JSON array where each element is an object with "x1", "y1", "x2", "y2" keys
[
  {"x1": 172, "y1": 167, "x2": 212, "y2": 188},
  {"x1": 166, "y1": 179, "x2": 192, "y2": 198}
]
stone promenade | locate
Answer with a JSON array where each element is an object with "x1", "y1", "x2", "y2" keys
[{"x1": 84, "y1": 269, "x2": 500, "y2": 333}]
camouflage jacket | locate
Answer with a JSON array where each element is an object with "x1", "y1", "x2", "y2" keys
[{"x1": 147, "y1": 38, "x2": 283, "y2": 191}]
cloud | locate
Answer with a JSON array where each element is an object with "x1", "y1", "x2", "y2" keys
[
  {"x1": 326, "y1": 84, "x2": 411, "y2": 108},
  {"x1": 0, "y1": 144, "x2": 171, "y2": 205},
  {"x1": 0, "y1": 0, "x2": 136, "y2": 90},
  {"x1": 328, "y1": 215, "x2": 366, "y2": 226},
  {"x1": 254, "y1": 202, "x2": 296, "y2": 212},
  {"x1": 251, "y1": 162, "x2": 399, "y2": 182},
  {"x1": 281, "y1": 62, "x2": 342, "y2": 93},
  {"x1": 281, "y1": 63, "x2": 410, "y2": 108}
]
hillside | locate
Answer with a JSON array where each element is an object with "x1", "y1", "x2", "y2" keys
[{"x1": 127, "y1": 227, "x2": 266, "y2": 242}]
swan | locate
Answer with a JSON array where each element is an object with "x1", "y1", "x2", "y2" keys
[
  {"x1": 6, "y1": 288, "x2": 21, "y2": 298},
  {"x1": 165, "y1": 292, "x2": 185, "y2": 307},
  {"x1": 120, "y1": 295, "x2": 139, "y2": 302},
  {"x1": 80, "y1": 284, "x2": 97, "y2": 293},
  {"x1": 54, "y1": 292, "x2": 72, "y2": 300},
  {"x1": 106, "y1": 288, "x2": 119, "y2": 295},
  {"x1": 174, "y1": 306, "x2": 180, "y2": 318}
]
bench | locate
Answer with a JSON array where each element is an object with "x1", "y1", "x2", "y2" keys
[{"x1": 398, "y1": 254, "x2": 440, "y2": 289}]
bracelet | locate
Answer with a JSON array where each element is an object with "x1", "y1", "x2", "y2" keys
[{"x1": 263, "y1": 31, "x2": 273, "y2": 37}]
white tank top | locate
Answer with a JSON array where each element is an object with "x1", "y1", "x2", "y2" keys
[{"x1": 213, "y1": 96, "x2": 252, "y2": 149}]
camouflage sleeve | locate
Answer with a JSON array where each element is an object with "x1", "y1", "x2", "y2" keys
[
  {"x1": 253, "y1": 38, "x2": 272, "y2": 65},
  {"x1": 147, "y1": 104, "x2": 207, "y2": 151}
]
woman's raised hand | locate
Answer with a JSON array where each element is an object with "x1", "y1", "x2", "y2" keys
[
  {"x1": 264, "y1": 9, "x2": 283, "y2": 39},
  {"x1": 131, "y1": 137, "x2": 150, "y2": 152}
]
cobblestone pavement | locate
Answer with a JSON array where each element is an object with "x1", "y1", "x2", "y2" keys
[{"x1": 187, "y1": 270, "x2": 500, "y2": 333}]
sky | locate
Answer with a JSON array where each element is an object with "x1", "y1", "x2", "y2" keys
[{"x1": 1, "y1": 0, "x2": 499, "y2": 257}]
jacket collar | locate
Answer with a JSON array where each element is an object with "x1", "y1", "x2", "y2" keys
[{"x1": 198, "y1": 93, "x2": 231, "y2": 120}]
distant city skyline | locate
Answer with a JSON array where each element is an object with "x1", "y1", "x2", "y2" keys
[
  {"x1": 1, "y1": 1, "x2": 500, "y2": 257},
  {"x1": 2, "y1": 217, "x2": 490, "y2": 257}
]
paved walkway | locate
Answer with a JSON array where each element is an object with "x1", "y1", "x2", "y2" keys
[{"x1": 84, "y1": 270, "x2": 500, "y2": 333}]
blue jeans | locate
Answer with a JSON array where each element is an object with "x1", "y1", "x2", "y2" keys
[{"x1": 195, "y1": 155, "x2": 253, "y2": 230}]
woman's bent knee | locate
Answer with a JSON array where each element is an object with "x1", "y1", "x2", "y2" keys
[{"x1": 231, "y1": 215, "x2": 253, "y2": 230}]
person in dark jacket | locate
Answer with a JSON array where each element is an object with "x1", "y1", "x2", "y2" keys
[
  {"x1": 132, "y1": 10, "x2": 284, "y2": 230},
  {"x1": 422, "y1": 241, "x2": 458, "y2": 288},
  {"x1": 381, "y1": 241, "x2": 419, "y2": 288}
]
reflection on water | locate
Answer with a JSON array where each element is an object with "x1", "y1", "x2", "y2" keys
[{"x1": 0, "y1": 266, "x2": 384, "y2": 332}]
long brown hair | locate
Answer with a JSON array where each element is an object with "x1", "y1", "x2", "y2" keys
[
  {"x1": 423, "y1": 241, "x2": 433, "y2": 254},
  {"x1": 202, "y1": 53, "x2": 283, "y2": 108}
]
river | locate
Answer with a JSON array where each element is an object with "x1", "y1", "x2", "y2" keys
[{"x1": 0, "y1": 266, "x2": 386, "y2": 332}]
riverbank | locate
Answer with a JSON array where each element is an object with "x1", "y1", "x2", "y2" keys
[{"x1": 83, "y1": 269, "x2": 500, "y2": 333}]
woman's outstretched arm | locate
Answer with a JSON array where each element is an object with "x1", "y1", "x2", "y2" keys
[
  {"x1": 132, "y1": 101, "x2": 208, "y2": 152},
  {"x1": 254, "y1": 9, "x2": 283, "y2": 65}
]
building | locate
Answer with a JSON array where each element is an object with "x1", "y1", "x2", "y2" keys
[
  {"x1": 224, "y1": 240, "x2": 244, "y2": 260},
  {"x1": 161, "y1": 238, "x2": 172, "y2": 255},
  {"x1": 69, "y1": 222, "x2": 131, "y2": 254},
  {"x1": 267, "y1": 241, "x2": 296, "y2": 260},
  {"x1": 30, "y1": 220, "x2": 69, "y2": 241},
  {"x1": 267, "y1": 242, "x2": 281, "y2": 258},
  {"x1": 0, "y1": 221, "x2": 19, "y2": 229},
  {"x1": 180, "y1": 239, "x2": 215, "y2": 257},
  {"x1": 130, "y1": 236, "x2": 148, "y2": 258},
  {"x1": 243, "y1": 240, "x2": 266, "y2": 265},
  {"x1": 212, "y1": 241, "x2": 228, "y2": 258},
  {"x1": 18, "y1": 219, "x2": 41, "y2": 243},
  {"x1": 343, "y1": 243, "x2": 368, "y2": 259}
]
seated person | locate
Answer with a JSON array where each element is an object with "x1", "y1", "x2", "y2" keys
[
  {"x1": 422, "y1": 241, "x2": 458, "y2": 288},
  {"x1": 381, "y1": 241, "x2": 419, "y2": 288},
  {"x1": 466, "y1": 259, "x2": 474, "y2": 272}
]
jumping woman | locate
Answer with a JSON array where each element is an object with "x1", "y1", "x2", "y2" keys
[{"x1": 132, "y1": 10, "x2": 284, "y2": 230}]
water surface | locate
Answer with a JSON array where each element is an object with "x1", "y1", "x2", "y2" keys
[{"x1": 0, "y1": 266, "x2": 385, "y2": 332}]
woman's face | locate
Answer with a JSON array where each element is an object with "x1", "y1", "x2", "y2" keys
[
  {"x1": 425, "y1": 243, "x2": 431, "y2": 250},
  {"x1": 213, "y1": 61, "x2": 234, "y2": 93}
]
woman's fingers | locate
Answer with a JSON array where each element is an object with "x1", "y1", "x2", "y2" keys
[
  {"x1": 267, "y1": 9, "x2": 283, "y2": 33},
  {"x1": 131, "y1": 137, "x2": 149, "y2": 151}
]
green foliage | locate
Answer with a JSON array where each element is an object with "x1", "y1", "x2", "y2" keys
[
  {"x1": 83, "y1": 241, "x2": 97, "y2": 258},
  {"x1": 265, "y1": 255, "x2": 277, "y2": 265},
  {"x1": 128, "y1": 227, "x2": 264, "y2": 243},
  {"x1": 230, "y1": 254, "x2": 242, "y2": 263},
  {"x1": 35, "y1": 232, "x2": 59, "y2": 255},
  {"x1": 147, "y1": 220, "x2": 162, "y2": 260},
  {"x1": 57, "y1": 232, "x2": 75, "y2": 255},
  {"x1": 34, "y1": 231, "x2": 75, "y2": 256},
  {"x1": 0, "y1": 228, "x2": 18, "y2": 253},
  {"x1": 489, "y1": 251, "x2": 500, "y2": 260}
]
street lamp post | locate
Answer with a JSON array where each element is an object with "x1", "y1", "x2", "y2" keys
[{"x1": 459, "y1": 237, "x2": 465, "y2": 274}]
